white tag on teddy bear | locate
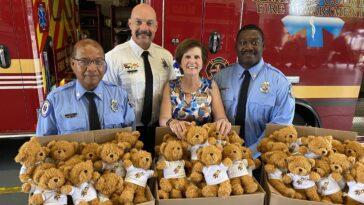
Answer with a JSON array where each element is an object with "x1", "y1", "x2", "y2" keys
[
  {"x1": 202, "y1": 163, "x2": 229, "y2": 185},
  {"x1": 103, "y1": 161, "x2": 126, "y2": 177},
  {"x1": 125, "y1": 165, "x2": 154, "y2": 187},
  {"x1": 347, "y1": 181, "x2": 364, "y2": 203},
  {"x1": 163, "y1": 160, "x2": 186, "y2": 179},
  {"x1": 228, "y1": 159, "x2": 249, "y2": 178},
  {"x1": 268, "y1": 168, "x2": 283, "y2": 180},
  {"x1": 287, "y1": 173, "x2": 315, "y2": 189},
  {"x1": 41, "y1": 190, "x2": 68, "y2": 204},
  {"x1": 189, "y1": 142, "x2": 210, "y2": 160},
  {"x1": 70, "y1": 182, "x2": 97, "y2": 205},
  {"x1": 317, "y1": 174, "x2": 341, "y2": 196}
]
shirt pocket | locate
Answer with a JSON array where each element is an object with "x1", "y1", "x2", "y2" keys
[
  {"x1": 58, "y1": 114, "x2": 86, "y2": 134},
  {"x1": 248, "y1": 92, "x2": 276, "y2": 107},
  {"x1": 104, "y1": 110, "x2": 125, "y2": 129}
]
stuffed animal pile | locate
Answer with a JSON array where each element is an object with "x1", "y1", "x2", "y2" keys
[
  {"x1": 15, "y1": 131, "x2": 155, "y2": 205},
  {"x1": 155, "y1": 122, "x2": 260, "y2": 199},
  {"x1": 259, "y1": 125, "x2": 364, "y2": 204}
]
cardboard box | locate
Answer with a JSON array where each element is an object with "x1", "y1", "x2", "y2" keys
[
  {"x1": 154, "y1": 126, "x2": 266, "y2": 205},
  {"x1": 37, "y1": 127, "x2": 155, "y2": 205},
  {"x1": 263, "y1": 124, "x2": 357, "y2": 205}
]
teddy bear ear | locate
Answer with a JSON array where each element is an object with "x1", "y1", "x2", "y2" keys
[
  {"x1": 97, "y1": 145, "x2": 103, "y2": 157},
  {"x1": 159, "y1": 142, "x2": 167, "y2": 154},
  {"x1": 348, "y1": 156, "x2": 356, "y2": 165},
  {"x1": 344, "y1": 140, "x2": 351, "y2": 144},
  {"x1": 117, "y1": 175, "x2": 124, "y2": 189},
  {"x1": 215, "y1": 144, "x2": 223, "y2": 151},
  {"x1": 132, "y1": 131, "x2": 141, "y2": 138},
  {"x1": 29, "y1": 137, "x2": 40, "y2": 143},
  {"x1": 130, "y1": 148, "x2": 138, "y2": 155},
  {"x1": 286, "y1": 156, "x2": 295, "y2": 163},
  {"x1": 47, "y1": 140, "x2": 56, "y2": 149},
  {"x1": 308, "y1": 158, "x2": 315, "y2": 167}
]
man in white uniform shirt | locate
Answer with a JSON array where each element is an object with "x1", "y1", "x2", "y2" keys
[{"x1": 104, "y1": 3, "x2": 175, "y2": 153}]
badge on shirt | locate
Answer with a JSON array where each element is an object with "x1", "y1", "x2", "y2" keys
[
  {"x1": 161, "y1": 58, "x2": 169, "y2": 70},
  {"x1": 111, "y1": 99, "x2": 119, "y2": 112},
  {"x1": 41, "y1": 100, "x2": 51, "y2": 117},
  {"x1": 260, "y1": 81, "x2": 270, "y2": 93},
  {"x1": 123, "y1": 63, "x2": 139, "y2": 72}
]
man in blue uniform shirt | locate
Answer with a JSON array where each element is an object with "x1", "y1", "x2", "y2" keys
[
  {"x1": 214, "y1": 24, "x2": 295, "y2": 158},
  {"x1": 36, "y1": 39, "x2": 135, "y2": 136}
]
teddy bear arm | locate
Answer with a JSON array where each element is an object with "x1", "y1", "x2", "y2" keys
[
  {"x1": 29, "y1": 193, "x2": 44, "y2": 205},
  {"x1": 156, "y1": 160, "x2": 167, "y2": 170},
  {"x1": 298, "y1": 146, "x2": 308, "y2": 154},
  {"x1": 222, "y1": 158, "x2": 233, "y2": 167},
  {"x1": 331, "y1": 172, "x2": 342, "y2": 182},
  {"x1": 61, "y1": 185, "x2": 73, "y2": 194},
  {"x1": 184, "y1": 160, "x2": 192, "y2": 168},
  {"x1": 282, "y1": 174, "x2": 292, "y2": 184},
  {"x1": 309, "y1": 172, "x2": 321, "y2": 182},
  {"x1": 254, "y1": 158, "x2": 261, "y2": 168},
  {"x1": 21, "y1": 182, "x2": 32, "y2": 193},
  {"x1": 207, "y1": 137, "x2": 217, "y2": 145},
  {"x1": 135, "y1": 141, "x2": 144, "y2": 150},
  {"x1": 247, "y1": 158, "x2": 256, "y2": 168},
  {"x1": 123, "y1": 159, "x2": 133, "y2": 169},
  {"x1": 92, "y1": 171, "x2": 101, "y2": 181},
  {"x1": 94, "y1": 160, "x2": 103, "y2": 170},
  {"x1": 264, "y1": 164, "x2": 276, "y2": 173},
  {"x1": 118, "y1": 142, "x2": 131, "y2": 151}
]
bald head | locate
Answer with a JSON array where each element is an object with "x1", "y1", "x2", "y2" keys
[
  {"x1": 129, "y1": 3, "x2": 158, "y2": 50},
  {"x1": 71, "y1": 39, "x2": 104, "y2": 59}
]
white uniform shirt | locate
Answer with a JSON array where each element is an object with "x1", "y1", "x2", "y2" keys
[
  {"x1": 317, "y1": 174, "x2": 341, "y2": 195},
  {"x1": 102, "y1": 160, "x2": 125, "y2": 177},
  {"x1": 202, "y1": 163, "x2": 229, "y2": 185},
  {"x1": 125, "y1": 165, "x2": 154, "y2": 187},
  {"x1": 104, "y1": 39, "x2": 175, "y2": 126},
  {"x1": 69, "y1": 182, "x2": 97, "y2": 205},
  {"x1": 189, "y1": 142, "x2": 210, "y2": 160},
  {"x1": 268, "y1": 168, "x2": 284, "y2": 180},
  {"x1": 163, "y1": 160, "x2": 186, "y2": 179},
  {"x1": 347, "y1": 181, "x2": 364, "y2": 203},
  {"x1": 287, "y1": 173, "x2": 315, "y2": 189},
  {"x1": 41, "y1": 190, "x2": 67, "y2": 205},
  {"x1": 228, "y1": 159, "x2": 249, "y2": 178}
]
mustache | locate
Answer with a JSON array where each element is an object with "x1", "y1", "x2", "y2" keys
[
  {"x1": 136, "y1": 30, "x2": 152, "y2": 37},
  {"x1": 240, "y1": 50, "x2": 256, "y2": 55}
]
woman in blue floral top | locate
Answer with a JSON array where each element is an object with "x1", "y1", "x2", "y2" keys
[{"x1": 159, "y1": 39, "x2": 231, "y2": 139}]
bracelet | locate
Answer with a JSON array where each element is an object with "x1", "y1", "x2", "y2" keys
[{"x1": 166, "y1": 118, "x2": 174, "y2": 127}]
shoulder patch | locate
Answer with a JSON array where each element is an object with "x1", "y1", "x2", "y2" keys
[{"x1": 41, "y1": 100, "x2": 51, "y2": 117}]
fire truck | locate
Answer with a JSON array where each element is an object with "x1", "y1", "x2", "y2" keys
[{"x1": 0, "y1": 0, "x2": 363, "y2": 136}]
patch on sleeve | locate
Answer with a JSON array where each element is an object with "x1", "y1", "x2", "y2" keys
[
  {"x1": 41, "y1": 100, "x2": 51, "y2": 117},
  {"x1": 289, "y1": 84, "x2": 295, "y2": 98}
]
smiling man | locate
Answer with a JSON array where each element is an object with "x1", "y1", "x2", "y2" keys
[
  {"x1": 103, "y1": 3, "x2": 175, "y2": 153},
  {"x1": 36, "y1": 39, "x2": 135, "y2": 136},
  {"x1": 214, "y1": 24, "x2": 295, "y2": 157}
]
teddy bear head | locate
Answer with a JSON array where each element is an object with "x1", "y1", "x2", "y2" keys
[
  {"x1": 184, "y1": 123, "x2": 210, "y2": 146},
  {"x1": 222, "y1": 143, "x2": 242, "y2": 161},
  {"x1": 228, "y1": 130, "x2": 244, "y2": 145},
  {"x1": 269, "y1": 125, "x2": 298, "y2": 144},
  {"x1": 80, "y1": 142, "x2": 100, "y2": 162},
  {"x1": 328, "y1": 151, "x2": 355, "y2": 173},
  {"x1": 262, "y1": 150, "x2": 290, "y2": 169},
  {"x1": 129, "y1": 149, "x2": 152, "y2": 169},
  {"x1": 159, "y1": 140, "x2": 184, "y2": 161},
  {"x1": 344, "y1": 140, "x2": 364, "y2": 160},
  {"x1": 307, "y1": 135, "x2": 332, "y2": 157},
  {"x1": 197, "y1": 144, "x2": 223, "y2": 166},
  {"x1": 286, "y1": 155, "x2": 315, "y2": 176},
  {"x1": 47, "y1": 140, "x2": 78, "y2": 162},
  {"x1": 38, "y1": 167, "x2": 66, "y2": 190},
  {"x1": 115, "y1": 131, "x2": 141, "y2": 147},
  {"x1": 95, "y1": 172, "x2": 124, "y2": 196},
  {"x1": 64, "y1": 160, "x2": 94, "y2": 186},
  {"x1": 32, "y1": 162, "x2": 56, "y2": 184},
  {"x1": 205, "y1": 122, "x2": 228, "y2": 142},
  {"x1": 241, "y1": 146, "x2": 254, "y2": 159},
  {"x1": 349, "y1": 162, "x2": 364, "y2": 183},
  {"x1": 331, "y1": 139, "x2": 345, "y2": 154},
  {"x1": 15, "y1": 137, "x2": 48, "y2": 167},
  {"x1": 97, "y1": 143, "x2": 124, "y2": 164},
  {"x1": 313, "y1": 158, "x2": 331, "y2": 178}
]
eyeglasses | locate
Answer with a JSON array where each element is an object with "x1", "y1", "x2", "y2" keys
[
  {"x1": 72, "y1": 58, "x2": 106, "y2": 67},
  {"x1": 238, "y1": 40, "x2": 262, "y2": 47},
  {"x1": 130, "y1": 18, "x2": 156, "y2": 27}
]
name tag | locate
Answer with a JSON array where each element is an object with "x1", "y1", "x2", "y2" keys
[{"x1": 64, "y1": 113, "x2": 77, "y2": 118}]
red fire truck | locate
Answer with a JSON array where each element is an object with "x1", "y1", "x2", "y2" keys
[{"x1": 0, "y1": 0, "x2": 363, "y2": 137}]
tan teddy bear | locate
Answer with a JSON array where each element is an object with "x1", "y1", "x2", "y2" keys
[
  {"x1": 195, "y1": 144, "x2": 232, "y2": 197},
  {"x1": 47, "y1": 140, "x2": 78, "y2": 163},
  {"x1": 204, "y1": 122, "x2": 230, "y2": 146},
  {"x1": 240, "y1": 146, "x2": 261, "y2": 176},
  {"x1": 261, "y1": 150, "x2": 304, "y2": 199},
  {"x1": 268, "y1": 125, "x2": 301, "y2": 153},
  {"x1": 227, "y1": 130, "x2": 244, "y2": 145},
  {"x1": 345, "y1": 161, "x2": 364, "y2": 205},
  {"x1": 94, "y1": 172, "x2": 124, "y2": 205},
  {"x1": 120, "y1": 149, "x2": 155, "y2": 205},
  {"x1": 156, "y1": 139, "x2": 191, "y2": 199},
  {"x1": 344, "y1": 140, "x2": 364, "y2": 162},
  {"x1": 94, "y1": 142, "x2": 126, "y2": 177},
  {"x1": 79, "y1": 142, "x2": 100, "y2": 162},
  {"x1": 327, "y1": 151, "x2": 356, "y2": 190},
  {"x1": 331, "y1": 139, "x2": 345, "y2": 154},
  {"x1": 283, "y1": 155, "x2": 321, "y2": 201},
  {"x1": 29, "y1": 167, "x2": 68, "y2": 205},
  {"x1": 258, "y1": 139, "x2": 289, "y2": 154},
  {"x1": 15, "y1": 137, "x2": 50, "y2": 183},
  {"x1": 222, "y1": 143, "x2": 258, "y2": 194},
  {"x1": 61, "y1": 160, "x2": 100, "y2": 205},
  {"x1": 299, "y1": 136, "x2": 332, "y2": 159},
  {"x1": 115, "y1": 131, "x2": 144, "y2": 151},
  {"x1": 313, "y1": 158, "x2": 343, "y2": 203}
]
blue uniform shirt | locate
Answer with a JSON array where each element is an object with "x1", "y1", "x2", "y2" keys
[
  {"x1": 36, "y1": 80, "x2": 135, "y2": 136},
  {"x1": 214, "y1": 59, "x2": 295, "y2": 157}
]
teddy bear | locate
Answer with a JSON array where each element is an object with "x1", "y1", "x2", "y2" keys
[
  {"x1": 204, "y1": 122, "x2": 230, "y2": 146},
  {"x1": 120, "y1": 149, "x2": 155, "y2": 205},
  {"x1": 227, "y1": 130, "x2": 244, "y2": 145},
  {"x1": 195, "y1": 144, "x2": 232, "y2": 197},
  {"x1": 283, "y1": 155, "x2": 321, "y2": 201},
  {"x1": 79, "y1": 142, "x2": 100, "y2": 162},
  {"x1": 29, "y1": 167, "x2": 68, "y2": 205},
  {"x1": 222, "y1": 143, "x2": 258, "y2": 194},
  {"x1": 94, "y1": 172, "x2": 124, "y2": 205},
  {"x1": 268, "y1": 125, "x2": 301, "y2": 153},
  {"x1": 47, "y1": 140, "x2": 79, "y2": 163},
  {"x1": 115, "y1": 131, "x2": 144, "y2": 151},
  {"x1": 344, "y1": 140, "x2": 364, "y2": 162},
  {"x1": 61, "y1": 160, "x2": 100, "y2": 205},
  {"x1": 240, "y1": 146, "x2": 261, "y2": 176},
  {"x1": 298, "y1": 136, "x2": 332, "y2": 159},
  {"x1": 331, "y1": 139, "x2": 345, "y2": 154},
  {"x1": 345, "y1": 161, "x2": 364, "y2": 205},
  {"x1": 15, "y1": 137, "x2": 50, "y2": 183},
  {"x1": 156, "y1": 139, "x2": 190, "y2": 199},
  {"x1": 94, "y1": 142, "x2": 126, "y2": 177},
  {"x1": 327, "y1": 151, "x2": 356, "y2": 190},
  {"x1": 261, "y1": 150, "x2": 304, "y2": 199},
  {"x1": 313, "y1": 158, "x2": 343, "y2": 203},
  {"x1": 258, "y1": 139, "x2": 289, "y2": 154}
]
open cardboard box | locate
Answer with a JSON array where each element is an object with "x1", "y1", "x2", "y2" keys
[
  {"x1": 263, "y1": 124, "x2": 357, "y2": 205},
  {"x1": 37, "y1": 127, "x2": 155, "y2": 205},
  {"x1": 154, "y1": 126, "x2": 266, "y2": 205}
]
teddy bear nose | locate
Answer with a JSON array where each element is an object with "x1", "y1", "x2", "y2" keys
[
  {"x1": 89, "y1": 153, "x2": 93, "y2": 157},
  {"x1": 84, "y1": 170, "x2": 88, "y2": 174},
  {"x1": 322, "y1": 150, "x2": 327, "y2": 154},
  {"x1": 110, "y1": 154, "x2": 114, "y2": 158},
  {"x1": 334, "y1": 165, "x2": 339, "y2": 169},
  {"x1": 54, "y1": 178, "x2": 58, "y2": 182},
  {"x1": 177, "y1": 147, "x2": 180, "y2": 150},
  {"x1": 58, "y1": 150, "x2": 61, "y2": 154},
  {"x1": 298, "y1": 168, "x2": 303, "y2": 172},
  {"x1": 289, "y1": 135, "x2": 293, "y2": 138},
  {"x1": 146, "y1": 158, "x2": 149, "y2": 162},
  {"x1": 39, "y1": 153, "x2": 43, "y2": 156},
  {"x1": 196, "y1": 135, "x2": 200, "y2": 138},
  {"x1": 233, "y1": 151, "x2": 236, "y2": 153},
  {"x1": 215, "y1": 132, "x2": 219, "y2": 135},
  {"x1": 210, "y1": 153, "x2": 213, "y2": 156}
]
